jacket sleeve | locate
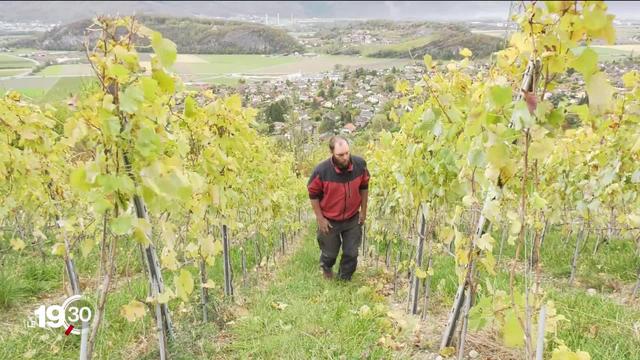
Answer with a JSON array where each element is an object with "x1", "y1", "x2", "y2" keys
[
  {"x1": 307, "y1": 168, "x2": 323, "y2": 199},
  {"x1": 359, "y1": 159, "x2": 370, "y2": 190}
]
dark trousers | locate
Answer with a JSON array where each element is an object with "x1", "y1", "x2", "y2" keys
[{"x1": 317, "y1": 213, "x2": 362, "y2": 280}]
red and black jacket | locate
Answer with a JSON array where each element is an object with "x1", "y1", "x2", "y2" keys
[{"x1": 307, "y1": 155, "x2": 370, "y2": 221}]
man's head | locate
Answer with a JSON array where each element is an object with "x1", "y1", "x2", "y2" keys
[{"x1": 329, "y1": 136, "x2": 350, "y2": 170}]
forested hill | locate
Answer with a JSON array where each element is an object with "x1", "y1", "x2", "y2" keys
[{"x1": 12, "y1": 16, "x2": 304, "y2": 54}]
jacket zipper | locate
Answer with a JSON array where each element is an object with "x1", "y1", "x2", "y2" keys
[
  {"x1": 343, "y1": 182, "x2": 347, "y2": 220},
  {"x1": 342, "y1": 171, "x2": 353, "y2": 221}
]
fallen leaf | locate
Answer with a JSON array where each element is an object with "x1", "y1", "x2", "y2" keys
[
  {"x1": 271, "y1": 302, "x2": 289, "y2": 311},
  {"x1": 440, "y1": 346, "x2": 456, "y2": 357}
]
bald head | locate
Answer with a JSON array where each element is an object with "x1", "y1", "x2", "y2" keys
[
  {"x1": 329, "y1": 135, "x2": 349, "y2": 152},
  {"x1": 329, "y1": 136, "x2": 351, "y2": 169}
]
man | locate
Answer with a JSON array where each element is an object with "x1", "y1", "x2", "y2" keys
[{"x1": 307, "y1": 136, "x2": 370, "y2": 281}]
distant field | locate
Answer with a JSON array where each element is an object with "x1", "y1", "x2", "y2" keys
[
  {"x1": 359, "y1": 36, "x2": 435, "y2": 56},
  {"x1": 251, "y1": 55, "x2": 408, "y2": 74},
  {"x1": 0, "y1": 53, "x2": 37, "y2": 79},
  {"x1": 0, "y1": 76, "x2": 93, "y2": 102},
  {"x1": 175, "y1": 54, "x2": 300, "y2": 76},
  {"x1": 0, "y1": 76, "x2": 57, "y2": 101},
  {"x1": 169, "y1": 54, "x2": 408, "y2": 83},
  {"x1": 1, "y1": 52, "x2": 408, "y2": 98},
  {"x1": 5, "y1": 48, "x2": 39, "y2": 54},
  {"x1": 612, "y1": 26, "x2": 640, "y2": 43},
  {"x1": 471, "y1": 29, "x2": 507, "y2": 39},
  {"x1": 0, "y1": 53, "x2": 36, "y2": 70},
  {"x1": 574, "y1": 46, "x2": 635, "y2": 62},
  {"x1": 186, "y1": 77, "x2": 240, "y2": 87},
  {"x1": 0, "y1": 68, "x2": 30, "y2": 77},
  {"x1": 592, "y1": 44, "x2": 640, "y2": 53},
  {"x1": 24, "y1": 53, "x2": 403, "y2": 80},
  {"x1": 43, "y1": 76, "x2": 97, "y2": 101},
  {"x1": 36, "y1": 64, "x2": 94, "y2": 76},
  {"x1": 0, "y1": 76, "x2": 57, "y2": 90}
]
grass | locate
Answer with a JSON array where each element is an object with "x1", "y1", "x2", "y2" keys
[
  {"x1": 550, "y1": 288, "x2": 640, "y2": 359},
  {"x1": 497, "y1": 228, "x2": 640, "y2": 286},
  {"x1": 2, "y1": 220, "x2": 637, "y2": 359},
  {"x1": 367, "y1": 226, "x2": 640, "y2": 358},
  {"x1": 0, "y1": 250, "x2": 62, "y2": 310},
  {"x1": 0, "y1": 270, "x2": 32, "y2": 308},
  {"x1": 212, "y1": 227, "x2": 393, "y2": 359},
  {"x1": 137, "y1": 226, "x2": 394, "y2": 359},
  {"x1": 0, "y1": 232, "x2": 170, "y2": 359},
  {"x1": 0, "y1": 275, "x2": 151, "y2": 360},
  {"x1": 486, "y1": 228, "x2": 640, "y2": 358},
  {"x1": 0, "y1": 225, "x2": 307, "y2": 359}
]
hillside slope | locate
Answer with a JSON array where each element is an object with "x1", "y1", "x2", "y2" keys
[
  {"x1": 12, "y1": 16, "x2": 304, "y2": 54},
  {"x1": 317, "y1": 20, "x2": 503, "y2": 59}
]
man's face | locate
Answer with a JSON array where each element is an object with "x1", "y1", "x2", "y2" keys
[{"x1": 332, "y1": 140, "x2": 350, "y2": 169}]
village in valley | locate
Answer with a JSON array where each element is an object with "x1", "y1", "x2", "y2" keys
[
  {"x1": 204, "y1": 53, "x2": 640, "y2": 142},
  {"x1": 2, "y1": 4, "x2": 640, "y2": 143},
  {"x1": 207, "y1": 62, "x2": 424, "y2": 138}
]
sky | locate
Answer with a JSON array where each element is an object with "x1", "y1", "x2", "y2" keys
[{"x1": 2, "y1": 1, "x2": 640, "y2": 24}]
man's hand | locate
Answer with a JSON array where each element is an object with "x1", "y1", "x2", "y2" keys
[
  {"x1": 358, "y1": 211, "x2": 367, "y2": 225},
  {"x1": 317, "y1": 216, "x2": 333, "y2": 234},
  {"x1": 359, "y1": 189, "x2": 368, "y2": 225}
]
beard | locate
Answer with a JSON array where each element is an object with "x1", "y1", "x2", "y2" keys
[{"x1": 333, "y1": 155, "x2": 350, "y2": 170}]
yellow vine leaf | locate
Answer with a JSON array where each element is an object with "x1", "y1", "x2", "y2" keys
[
  {"x1": 151, "y1": 31, "x2": 177, "y2": 68},
  {"x1": 155, "y1": 288, "x2": 176, "y2": 304},
  {"x1": 10, "y1": 238, "x2": 26, "y2": 251},
  {"x1": 477, "y1": 233, "x2": 495, "y2": 252},
  {"x1": 585, "y1": 72, "x2": 614, "y2": 114},
  {"x1": 459, "y1": 48, "x2": 473, "y2": 58},
  {"x1": 161, "y1": 247, "x2": 179, "y2": 271},
  {"x1": 503, "y1": 310, "x2": 525, "y2": 348},
  {"x1": 120, "y1": 300, "x2": 146, "y2": 322},
  {"x1": 550, "y1": 345, "x2": 591, "y2": 360},
  {"x1": 175, "y1": 269, "x2": 194, "y2": 301},
  {"x1": 51, "y1": 243, "x2": 65, "y2": 257}
]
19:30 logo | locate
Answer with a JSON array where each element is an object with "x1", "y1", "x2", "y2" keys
[{"x1": 31, "y1": 295, "x2": 95, "y2": 335}]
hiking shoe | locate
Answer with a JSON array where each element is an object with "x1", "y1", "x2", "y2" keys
[
  {"x1": 322, "y1": 268, "x2": 334, "y2": 279},
  {"x1": 337, "y1": 274, "x2": 352, "y2": 281}
]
